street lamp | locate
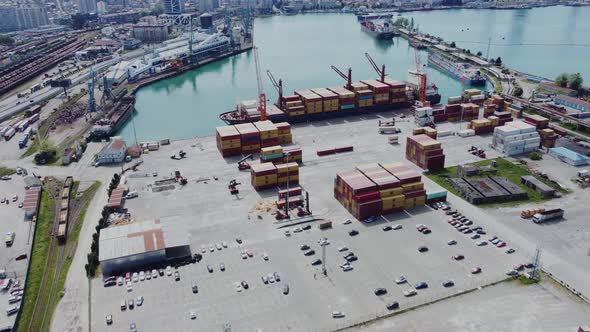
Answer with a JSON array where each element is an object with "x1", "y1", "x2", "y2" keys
[{"x1": 285, "y1": 152, "x2": 290, "y2": 218}]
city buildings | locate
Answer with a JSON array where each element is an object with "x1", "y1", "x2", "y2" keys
[
  {"x1": 199, "y1": 0, "x2": 219, "y2": 13},
  {"x1": 132, "y1": 23, "x2": 170, "y2": 43},
  {"x1": 162, "y1": 0, "x2": 184, "y2": 14},
  {"x1": 97, "y1": 1, "x2": 107, "y2": 14},
  {"x1": 77, "y1": 0, "x2": 98, "y2": 14},
  {"x1": 0, "y1": 4, "x2": 49, "y2": 33}
]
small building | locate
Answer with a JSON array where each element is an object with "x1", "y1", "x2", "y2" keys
[
  {"x1": 549, "y1": 147, "x2": 589, "y2": 166},
  {"x1": 554, "y1": 95, "x2": 590, "y2": 113},
  {"x1": 23, "y1": 176, "x2": 42, "y2": 189},
  {"x1": 122, "y1": 38, "x2": 141, "y2": 50},
  {"x1": 132, "y1": 23, "x2": 169, "y2": 43},
  {"x1": 127, "y1": 144, "x2": 141, "y2": 158},
  {"x1": 99, "y1": 218, "x2": 191, "y2": 275},
  {"x1": 107, "y1": 187, "x2": 126, "y2": 209},
  {"x1": 521, "y1": 175, "x2": 556, "y2": 198},
  {"x1": 96, "y1": 138, "x2": 127, "y2": 165},
  {"x1": 23, "y1": 186, "x2": 42, "y2": 219},
  {"x1": 539, "y1": 81, "x2": 577, "y2": 97}
]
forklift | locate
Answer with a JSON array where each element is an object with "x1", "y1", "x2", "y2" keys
[
  {"x1": 238, "y1": 154, "x2": 254, "y2": 170},
  {"x1": 228, "y1": 179, "x2": 240, "y2": 195},
  {"x1": 174, "y1": 170, "x2": 188, "y2": 185}
]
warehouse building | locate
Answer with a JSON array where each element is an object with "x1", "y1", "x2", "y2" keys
[
  {"x1": 554, "y1": 95, "x2": 590, "y2": 113},
  {"x1": 96, "y1": 138, "x2": 127, "y2": 165},
  {"x1": 99, "y1": 218, "x2": 191, "y2": 275},
  {"x1": 521, "y1": 175, "x2": 556, "y2": 198},
  {"x1": 549, "y1": 147, "x2": 589, "y2": 166}
]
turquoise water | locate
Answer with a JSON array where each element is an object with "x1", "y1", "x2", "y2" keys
[{"x1": 120, "y1": 7, "x2": 589, "y2": 142}]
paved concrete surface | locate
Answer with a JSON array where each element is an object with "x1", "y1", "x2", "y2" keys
[
  {"x1": 88, "y1": 113, "x2": 531, "y2": 332},
  {"x1": 349, "y1": 278, "x2": 590, "y2": 331},
  {"x1": 0, "y1": 176, "x2": 33, "y2": 328}
]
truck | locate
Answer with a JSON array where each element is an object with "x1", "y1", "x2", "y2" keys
[
  {"x1": 378, "y1": 126, "x2": 401, "y2": 134},
  {"x1": 532, "y1": 208, "x2": 564, "y2": 224},
  {"x1": 318, "y1": 221, "x2": 332, "y2": 230},
  {"x1": 5, "y1": 232, "x2": 15, "y2": 247}
]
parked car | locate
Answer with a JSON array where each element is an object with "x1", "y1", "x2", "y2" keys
[
  {"x1": 386, "y1": 302, "x2": 400, "y2": 310},
  {"x1": 283, "y1": 284, "x2": 290, "y2": 295},
  {"x1": 207, "y1": 265, "x2": 214, "y2": 273},
  {"x1": 471, "y1": 267, "x2": 482, "y2": 274},
  {"x1": 476, "y1": 241, "x2": 488, "y2": 246},
  {"x1": 343, "y1": 220, "x2": 352, "y2": 225},
  {"x1": 241, "y1": 281, "x2": 249, "y2": 290},
  {"x1": 506, "y1": 269, "x2": 519, "y2": 276},
  {"x1": 302, "y1": 224, "x2": 311, "y2": 231},
  {"x1": 332, "y1": 311, "x2": 345, "y2": 318},
  {"x1": 192, "y1": 282, "x2": 199, "y2": 293},
  {"x1": 190, "y1": 311, "x2": 197, "y2": 320},
  {"x1": 403, "y1": 289, "x2": 417, "y2": 297},
  {"x1": 338, "y1": 246, "x2": 348, "y2": 252},
  {"x1": 174, "y1": 271, "x2": 180, "y2": 281},
  {"x1": 395, "y1": 276, "x2": 407, "y2": 284},
  {"x1": 274, "y1": 272, "x2": 281, "y2": 282},
  {"x1": 418, "y1": 246, "x2": 429, "y2": 253},
  {"x1": 311, "y1": 259, "x2": 322, "y2": 266},
  {"x1": 15, "y1": 253, "x2": 27, "y2": 261},
  {"x1": 300, "y1": 244, "x2": 310, "y2": 251},
  {"x1": 393, "y1": 224, "x2": 402, "y2": 230},
  {"x1": 136, "y1": 296, "x2": 143, "y2": 306},
  {"x1": 349, "y1": 230, "x2": 359, "y2": 236},
  {"x1": 304, "y1": 250, "x2": 315, "y2": 256},
  {"x1": 374, "y1": 288, "x2": 387, "y2": 296},
  {"x1": 128, "y1": 299, "x2": 134, "y2": 310},
  {"x1": 415, "y1": 282, "x2": 428, "y2": 289},
  {"x1": 382, "y1": 225, "x2": 393, "y2": 231},
  {"x1": 447, "y1": 240, "x2": 457, "y2": 245},
  {"x1": 506, "y1": 248, "x2": 516, "y2": 254},
  {"x1": 106, "y1": 314, "x2": 113, "y2": 325},
  {"x1": 452, "y1": 255, "x2": 465, "y2": 261},
  {"x1": 261, "y1": 275, "x2": 269, "y2": 284},
  {"x1": 166, "y1": 266, "x2": 172, "y2": 276},
  {"x1": 220, "y1": 263, "x2": 225, "y2": 271},
  {"x1": 130, "y1": 322, "x2": 137, "y2": 332},
  {"x1": 442, "y1": 280, "x2": 455, "y2": 288}
]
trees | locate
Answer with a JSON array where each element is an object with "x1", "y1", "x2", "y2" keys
[
  {"x1": 476, "y1": 51, "x2": 482, "y2": 56},
  {"x1": 495, "y1": 57, "x2": 502, "y2": 65},
  {"x1": 450, "y1": 41, "x2": 456, "y2": 48},
  {"x1": 513, "y1": 86, "x2": 523, "y2": 97},
  {"x1": 569, "y1": 73, "x2": 583, "y2": 90},
  {"x1": 393, "y1": 17, "x2": 409, "y2": 28},
  {"x1": 555, "y1": 73, "x2": 569, "y2": 87},
  {"x1": 34, "y1": 139, "x2": 58, "y2": 165},
  {"x1": 0, "y1": 35, "x2": 15, "y2": 46}
]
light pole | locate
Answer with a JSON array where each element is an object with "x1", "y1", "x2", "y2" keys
[
  {"x1": 321, "y1": 241, "x2": 327, "y2": 276},
  {"x1": 285, "y1": 152, "x2": 290, "y2": 218}
]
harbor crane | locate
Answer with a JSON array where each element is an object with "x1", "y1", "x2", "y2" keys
[
  {"x1": 364, "y1": 52, "x2": 386, "y2": 83},
  {"x1": 253, "y1": 46, "x2": 267, "y2": 121},
  {"x1": 266, "y1": 70, "x2": 283, "y2": 110},
  {"x1": 411, "y1": 34, "x2": 429, "y2": 106},
  {"x1": 330, "y1": 65, "x2": 353, "y2": 90}
]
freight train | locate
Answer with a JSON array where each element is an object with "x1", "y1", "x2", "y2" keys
[
  {"x1": 57, "y1": 176, "x2": 74, "y2": 242},
  {"x1": 220, "y1": 78, "x2": 411, "y2": 125}
]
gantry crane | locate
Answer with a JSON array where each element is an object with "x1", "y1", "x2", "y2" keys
[
  {"x1": 330, "y1": 65, "x2": 353, "y2": 90},
  {"x1": 411, "y1": 34, "x2": 428, "y2": 106},
  {"x1": 364, "y1": 52, "x2": 386, "y2": 83},
  {"x1": 253, "y1": 46, "x2": 267, "y2": 121},
  {"x1": 266, "y1": 70, "x2": 283, "y2": 110}
]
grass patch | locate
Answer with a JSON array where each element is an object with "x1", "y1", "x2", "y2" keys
[
  {"x1": 425, "y1": 157, "x2": 568, "y2": 207},
  {"x1": 481, "y1": 69, "x2": 503, "y2": 94},
  {"x1": 517, "y1": 273, "x2": 541, "y2": 285},
  {"x1": 0, "y1": 166, "x2": 16, "y2": 177},
  {"x1": 17, "y1": 185, "x2": 57, "y2": 332},
  {"x1": 561, "y1": 122, "x2": 590, "y2": 136}
]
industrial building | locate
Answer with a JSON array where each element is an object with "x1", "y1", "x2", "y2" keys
[
  {"x1": 77, "y1": 0, "x2": 98, "y2": 14},
  {"x1": 549, "y1": 147, "x2": 589, "y2": 166},
  {"x1": 521, "y1": 175, "x2": 556, "y2": 198},
  {"x1": 554, "y1": 95, "x2": 590, "y2": 113},
  {"x1": 23, "y1": 186, "x2": 42, "y2": 220},
  {"x1": 99, "y1": 218, "x2": 191, "y2": 275},
  {"x1": 132, "y1": 24, "x2": 170, "y2": 43},
  {"x1": 95, "y1": 138, "x2": 127, "y2": 165}
]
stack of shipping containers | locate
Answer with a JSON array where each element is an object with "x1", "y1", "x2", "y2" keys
[
  {"x1": 468, "y1": 118, "x2": 493, "y2": 135},
  {"x1": 494, "y1": 111, "x2": 513, "y2": 126},
  {"x1": 295, "y1": 90, "x2": 323, "y2": 115},
  {"x1": 260, "y1": 146, "x2": 284, "y2": 163},
  {"x1": 383, "y1": 78, "x2": 408, "y2": 104},
  {"x1": 492, "y1": 120, "x2": 541, "y2": 156},
  {"x1": 311, "y1": 88, "x2": 339, "y2": 114},
  {"x1": 253, "y1": 121, "x2": 279, "y2": 148},
  {"x1": 276, "y1": 162, "x2": 299, "y2": 187},
  {"x1": 276, "y1": 122, "x2": 292, "y2": 144},
  {"x1": 215, "y1": 125, "x2": 242, "y2": 157},
  {"x1": 328, "y1": 86, "x2": 356, "y2": 112},
  {"x1": 215, "y1": 121, "x2": 293, "y2": 157},
  {"x1": 443, "y1": 103, "x2": 461, "y2": 122},
  {"x1": 334, "y1": 162, "x2": 426, "y2": 220},
  {"x1": 523, "y1": 114, "x2": 557, "y2": 148},
  {"x1": 412, "y1": 127, "x2": 438, "y2": 139},
  {"x1": 460, "y1": 103, "x2": 479, "y2": 121},
  {"x1": 405, "y1": 134, "x2": 446, "y2": 171},
  {"x1": 283, "y1": 145, "x2": 302, "y2": 163},
  {"x1": 283, "y1": 95, "x2": 306, "y2": 118},
  {"x1": 235, "y1": 123, "x2": 261, "y2": 154},
  {"x1": 351, "y1": 82, "x2": 373, "y2": 109},
  {"x1": 250, "y1": 163, "x2": 278, "y2": 191},
  {"x1": 361, "y1": 80, "x2": 390, "y2": 105}
]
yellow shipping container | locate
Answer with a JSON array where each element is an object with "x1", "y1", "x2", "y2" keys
[
  {"x1": 401, "y1": 182, "x2": 424, "y2": 192},
  {"x1": 219, "y1": 140, "x2": 241, "y2": 149},
  {"x1": 415, "y1": 196, "x2": 426, "y2": 205},
  {"x1": 379, "y1": 188, "x2": 403, "y2": 198},
  {"x1": 261, "y1": 146, "x2": 283, "y2": 156}
]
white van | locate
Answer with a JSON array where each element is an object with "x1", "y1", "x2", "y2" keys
[{"x1": 125, "y1": 191, "x2": 138, "y2": 199}]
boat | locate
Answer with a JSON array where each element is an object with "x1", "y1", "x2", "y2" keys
[
  {"x1": 427, "y1": 52, "x2": 486, "y2": 86},
  {"x1": 219, "y1": 78, "x2": 412, "y2": 125},
  {"x1": 406, "y1": 69, "x2": 441, "y2": 105},
  {"x1": 356, "y1": 13, "x2": 394, "y2": 22},
  {"x1": 282, "y1": 5, "x2": 301, "y2": 15},
  {"x1": 360, "y1": 20, "x2": 397, "y2": 40},
  {"x1": 90, "y1": 96, "x2": 135, "y2": 140}
]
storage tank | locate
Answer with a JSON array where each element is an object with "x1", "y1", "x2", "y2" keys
[{"x1": 200, "y1": 13, "x2": 213, "y2": 29}]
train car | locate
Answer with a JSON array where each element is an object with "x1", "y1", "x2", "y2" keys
[
  {"x1": 30, "y1": 83, "x2": 42, "y2": 93},
  {"x1": 64, "y1": 176, "x2": 73, "y2": 189},
  {"x1": 57, "y1": 224, "x2": 66, "y2": 242},
  {"x1": 60, "y1": 198, "x2": 69, "y2": 211},
  {"x1": 58, "y1": 209, "x2": 68, "y2": 225}
]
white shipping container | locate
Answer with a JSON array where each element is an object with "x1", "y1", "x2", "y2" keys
[
  {"x1": 448, "y1": 96, "x2": 462, "y2": 104},
  {"x1": 470, "y1": 94, "x2": 485, "y2": 101},
  {"x1": 436, "y1": 130, "x2": 453, "y2": 137},
  {"x1": 458, "y1": 129, "x2": 475, "y2": 137}
]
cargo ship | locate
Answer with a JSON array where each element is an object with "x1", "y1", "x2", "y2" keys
[
  {"x1": 90, "y1": 96, "x2": 135, "y2": 140},
  {"x1": 427, "y1": 52, "x2": 486, "y2": 86},
  {"x1": 219, "y1": 78, "x2": 411, "y2": 125},
  {"x1": 406, "y1": 69, "x2": 441, "y2": 105},
  {"x1": 357, "y1": 13, "x2": 394, "y2": 22},
  {"x1": 360, "y1": 20, "x2": 397, "y2": 40}
]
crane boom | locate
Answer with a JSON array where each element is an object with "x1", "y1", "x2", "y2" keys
[
  {"x1": 253, "y1": 46, "x2": 267, "y2": 121},
  {"x1": 330, "y1": 65, "x2": 352, "y2": 90},
  {"x1": 266, "y1": 70, "x2": 283, "y2": 109},
  {"x1": 411, "y1": 35, "x2": 428, "y2": 106},
  {"x1": 364, "y1": 52, "x2": 386, "y2": 82}
]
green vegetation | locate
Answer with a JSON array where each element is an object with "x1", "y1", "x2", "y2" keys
[
  {"x1": 393, "y1": 17, "x2": 409, "y2": 28},
  {"x1": 555, "y1": 72, "x2": 584, "y2": 90},
  {"x1": 17, "y1": 186, "x2": 56, "y2": 332},
  {"x1": 517, "y1": 274, "x2": 541, "y2": 285},
  {"x1": 34, "y1": 139, "x2": 58, "y2": 165},
  {"x1": 450, "y1": 41, "x2": 456, "y2": 48},
  {"x1": 425, "y1": 158, "x2": 568, "y2": 206},
  {"x1": 0, "y1": 166, "x2": 16, "y2": 177},
  {"x1": 494, "y1": 57, "x2": 502, "y2": 65},
  {"x1": 481, "y1": 69, "x2": 502, "y2": 94},
  {"x1": 0, "y1": 34, "x2": 15, "y2": 45},
  {"x1": 528, "y1": 150, "x2": 542, "y2": 160},
  {"x1": 561, "y1": 122, "x2": 590, "y2": 136}
]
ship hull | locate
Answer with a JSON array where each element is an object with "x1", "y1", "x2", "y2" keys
[
  {"x1": 361, "y1": 24, "x2": 394, "y2": 40},
  {"x1": 428, "y1": 53, "x2": 486, "y2": 87},
  {"x1": 219, "y1": 102, "x2": 410, "y2": 125}
]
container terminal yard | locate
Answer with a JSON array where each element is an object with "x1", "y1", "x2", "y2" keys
[{"x1": 2, "y1": 9, "x2": 590, "y2": 332}]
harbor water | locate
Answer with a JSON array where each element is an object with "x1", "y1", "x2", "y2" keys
[{"x1": 119, "y1": 6, "x2": 590, "y2": 142}]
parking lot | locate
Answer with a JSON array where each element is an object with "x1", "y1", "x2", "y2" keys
[
  {"x1": 0, "y1": 174, "x2": 33, "y2": 328},
  {"x1": 90, "y1": 113, "x2": 531, "y2": 332}
]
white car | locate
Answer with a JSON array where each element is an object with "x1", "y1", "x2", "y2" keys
[
  {"x1": 395, "y1": 276, "x2": 407, "y2": 284},
  {"x1": 190, "y1": 311, "x2": 196, "y2": 320},
  {"x1": 342, "y1": 265, "x2": 353, "y2": 272},
  {"x1": 241, "y1": 251, "x2": 248, "y2": 259},
  {"x1": 403, "y1": 289, "x2": 417, "y2": 297},
  {"x1": 293, "y1": 227, "x2": 303, "y2": 233},
  {"x1": 448, "y1": 240, "x2": 457, "y2": 245},
  {"x1": 236, "y1": 283, "x2": 243, "y2": 292},
  {"x1": 201, "y1": 245, "x2": 206, "y2": 253},
  {"x1": 152, "y1": 171, "x2": 158, "y2": 177},
  {"x1": 268, "y1": 274, "x2": 275, "y2": 283},
  {"x1": 222, "y1": 241, "x2": 228, "y2": 248},
  {"x1": 476, "y1": 241, "x2": 488, "y2": 246},
  {"x1": 319, "y1": 238, "x2": 330, "y2": 245},
  {"x1": 332, "y1": 311, "x2": 345, "y2": 318},
  {"x1": 209, "y1": 246, "x2": 215, "y2": 252},
  {"x1": 392, "y1": 224, "x2": 403, "y2": 230},
  {"x1": 151, "y1": 269, "x2": 158, "y2": 278},
  {"x1": 132, "y1": 272, "x2": 139, "y2": 283},
  {"x1": 117, "y1": 277, "x2": 124, "y2": 286},
  {"x1": 262, "y1": 253, "x2": 269, "y2": 261},
  {"x1": 166, "y1": 266, "x2": 172, "y2": 276},
  {"x1": 139, "y1": 271, "x2": 145, "y2": 281},
  {"x1": 216, "y1": 244, "x2": 222, "y2": 251},
  {"x1": 126, "y1": 283, "x2": 133, "y2": 292},
  {"x1": 338, "y1": 246, "x2": 349, "y2": 252},
  {"x1": 145, "y1": 272, "x2": 151, "y2": 280}
]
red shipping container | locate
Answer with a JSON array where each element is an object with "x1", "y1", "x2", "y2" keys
[{"x1": 353, "y1": 191, "x2": 381, "y2": 203}]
